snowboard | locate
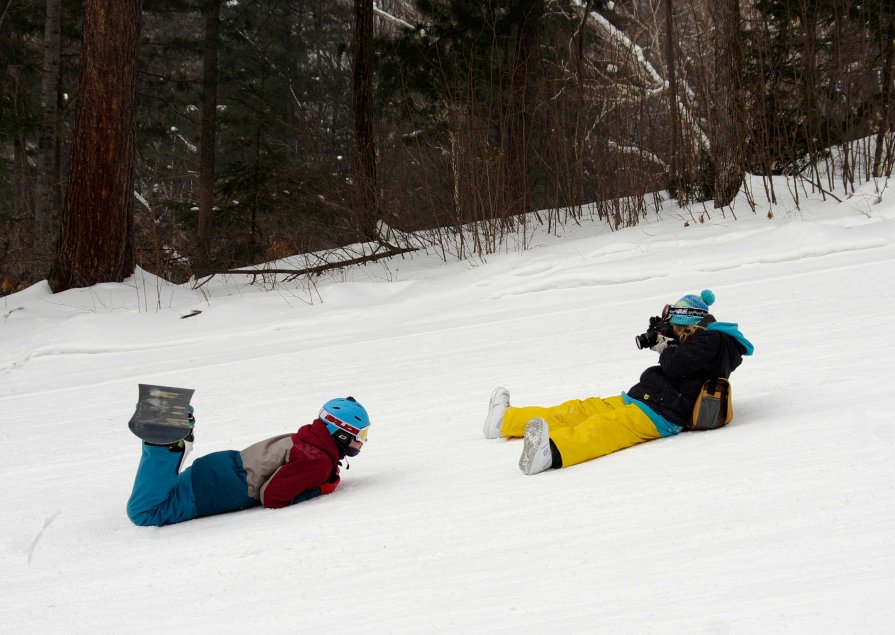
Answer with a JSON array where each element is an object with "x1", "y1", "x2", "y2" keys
[{"x1": 128, "y1": 384, "x2": 195, "y2": 444}]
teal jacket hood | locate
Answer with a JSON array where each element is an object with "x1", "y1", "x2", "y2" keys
[{"x1": 707, "y1": 322, "x2": 754, "y2": 356}]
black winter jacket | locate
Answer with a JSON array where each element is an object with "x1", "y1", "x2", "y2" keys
[{"x1": 626, "y1": 327, "x2": 748, "y2": 427}]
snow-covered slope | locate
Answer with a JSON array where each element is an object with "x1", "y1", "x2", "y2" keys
[{"x1": 2, "y1": 176, "x2": 894, "y2": 633}]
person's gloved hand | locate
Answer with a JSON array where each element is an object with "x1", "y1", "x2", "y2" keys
[
  {"x1": 320, "y1": 476, "x2": 341, "y2": 495},
  {"x1": 650, "y1": 334, "x2": 676, "y2": 354},
  {"x1": 320, "y1": 467, "x2": 341, "y2": 495}
]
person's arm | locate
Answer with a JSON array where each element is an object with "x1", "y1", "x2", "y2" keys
[
  {"x1": 259, "y1": 450, "x2": 331, "y2": 509},
  {"x1": 658, "y1": 332, "x2": 718, "y2": 378}
]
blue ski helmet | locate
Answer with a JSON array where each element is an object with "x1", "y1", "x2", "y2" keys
[{"x1": 320, "y1": 397, "x2": 370, "y2": 446}]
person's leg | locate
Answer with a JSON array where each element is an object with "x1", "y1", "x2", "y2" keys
[
  {"x1": 500, "y1": 397, "x2": 609, "y2": 438},
  {"x1": 126, "y1": 444, "x2": 198, "y2": 526},
  {"x1": 548, "y1": 396, "x2": 664, "y2": 467}
]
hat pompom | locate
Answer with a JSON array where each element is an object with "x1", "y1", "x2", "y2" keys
[{"x1": 700, "y1": 289, "x2": 715, "y2": 306}]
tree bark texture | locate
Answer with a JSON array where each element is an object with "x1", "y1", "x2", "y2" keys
[
  {"x1": 50, "y1": 0, "x2": 141, "y2": 292},
  {"x1": 352, "y1": 0, "x2": 379, "y2": 240},
  {"x1": 197, "y1": 0, "x2": 221, "y2": 270},
  {"x1": 707, "y1": 0, "x2": 745, "y2": 208},
  {"x1": 873, "y1": 8, "x2": 895, "y2": 178},
  {"x1": 34, "y1": 0, "x2": 62, "y2": 280},
  {"x1": 664, "y1": 0, "x2": 681, "y2": 194},
  {"x1": 572, "y1": 1, "x2": 592, "y2": 213}
]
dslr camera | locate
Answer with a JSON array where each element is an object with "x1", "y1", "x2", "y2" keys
[{"x1": 635, "y1": 315, "x2": 675, "y2": 350}]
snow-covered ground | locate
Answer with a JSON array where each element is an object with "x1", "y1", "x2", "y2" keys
[{"x1": 3, "y1": 174, "x2": 894, "y2": 633}]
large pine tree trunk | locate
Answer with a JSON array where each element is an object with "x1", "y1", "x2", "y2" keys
[
  {"x1": 196, "y1": 0, "x2": 221, "y2": 270},
  {"x1": 33, "y1": 0, "x2": 62, "y2": 281},
  {"x1": 49, "y1": 0, "x2": 140, "y2": 292},
  {"x1": 707, "y1": 0, "x2": 745, "y2": 208},
  {"x1": 352, "y1": 0, "x2": 379, "y2": 241}
]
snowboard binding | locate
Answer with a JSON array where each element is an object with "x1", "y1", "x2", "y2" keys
[{"x1": 128, "y1": 384, "x2": 195, "y2": 445}]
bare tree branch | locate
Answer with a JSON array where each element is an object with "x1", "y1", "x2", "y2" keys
[
  {"x1": 569, "y1": 0, "x2": 710, "y2": 150},
  {"x1": 192, "y1": 244, "x2": 419, "y2": 289}
]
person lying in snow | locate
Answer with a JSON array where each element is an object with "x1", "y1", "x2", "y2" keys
[
  {"x1": 482, "y1": 290, "x2": 754, "y2": 475},
  {"x1": 126, "y1": 397, "x2": 370, "y2": 526}
]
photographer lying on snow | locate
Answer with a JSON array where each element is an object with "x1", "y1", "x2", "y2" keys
[{"x1": 483, "y1": 290, "x2": 754, "y2": 475}]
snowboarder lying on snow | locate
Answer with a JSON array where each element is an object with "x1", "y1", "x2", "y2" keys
[
  {"x1": 482, "y1": 290, "x2": 754, "y2": 475},
  {"x1": 126, "y1": 397, "x2": 370, "y2": 526}
]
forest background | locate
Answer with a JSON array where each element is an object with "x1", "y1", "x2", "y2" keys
[{"x1": 2, "y1": 0, "x2": 894, "y2": 294}]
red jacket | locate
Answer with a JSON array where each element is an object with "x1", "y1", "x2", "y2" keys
[{"x1": 240, "y1": 419, "x2": 341, "y2": 509}]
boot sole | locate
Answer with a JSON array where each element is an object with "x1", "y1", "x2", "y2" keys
[{"x1": 519, "y1": 418, "x2": 549, "y2": 475}]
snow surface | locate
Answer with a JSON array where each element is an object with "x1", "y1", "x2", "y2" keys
[{"x1": 2, "y1": 174, "x2": 895, "y2": 633}]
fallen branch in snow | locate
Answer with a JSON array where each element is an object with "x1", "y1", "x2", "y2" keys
[
  {"x1": 192, "y1": 244, "x2": 419, "y2": 289},
  {"x1": 797, "y1": 174, "x2": 843, "y2": 203},
  {"x1": 2, "y1": 306, "x2": 24, "y2": 321}
]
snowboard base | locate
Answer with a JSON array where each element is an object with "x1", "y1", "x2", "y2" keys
[{"x1": 128, "y1": 384, "x2": 195, "y2": 444}]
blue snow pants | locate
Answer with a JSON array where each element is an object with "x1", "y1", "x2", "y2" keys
[{"x1": 126, "y1": 444, "x2": 199, "y2": 526}]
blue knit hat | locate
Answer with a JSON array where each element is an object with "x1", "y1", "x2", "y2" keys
[{"x1": 668, "y1": 289, "x2": 716, "y2": 325}]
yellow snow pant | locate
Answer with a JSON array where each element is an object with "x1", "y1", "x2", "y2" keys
[{"x1": 500, "y1": 395, "x2": 663, "y2": 467}]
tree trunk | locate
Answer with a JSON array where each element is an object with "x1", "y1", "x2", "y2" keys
[
  {"x1": 506, "y1": 0, "x2": 544, "y2": 218},
  {"x1": 49, "y1": 0, "x2": 141, "y2": 292},
  {"x1": 707, "y1": 0, "x2": 745, "y2": 208},
  {"x1": 13, "y1": 135, "x2": 29, "y2": 220},
  {"x1": 8, "y1": 65, "x2": 33, "y2": 224},
  {"x1": 196, "y1": 0, "x2": 221, "y2": 271},
  {"x1": 352, "y1": 0, "x2": 379, "y2": 241},
  {"x1": 573, "y1": 1, "x2": 592, "y2": 215},
  {"x1": 800, "y1": 3, "x2": 818, "y2": 168},
  {"x1": 874, "y1": 7, "x2": 895, "y2": 178},
  {"x1": 664, "y1": 0, "x2": 681, "y2": 198},
  {"x1": 33, "y1": 0, "x2": 63, "y2": 281}
]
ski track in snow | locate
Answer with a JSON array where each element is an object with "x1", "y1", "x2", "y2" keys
[{"x1": 3, "y1": 178, "x2": 895, "y2": 632}]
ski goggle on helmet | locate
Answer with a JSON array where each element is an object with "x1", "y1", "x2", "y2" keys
[{"x1": 320, "y1": 397, "x2": 370, "y2": 455}]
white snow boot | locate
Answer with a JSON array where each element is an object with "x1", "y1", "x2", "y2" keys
[
  {"x1": 519, "y1": 418, "x2": 553, "y2": 475},
  {"x1": 176, "y1": 437, "x2": 193, "y2": 473},
  {"x1": 483, "y1": 387, "x2": 510, "y2": 439},
  {"x1": 176, "y1": 407, "x2": 195, "y2": 472}
]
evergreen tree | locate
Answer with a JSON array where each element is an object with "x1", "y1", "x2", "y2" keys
[{"x1": 50, "y1": 0, "x2": 141, "y2": 291}]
